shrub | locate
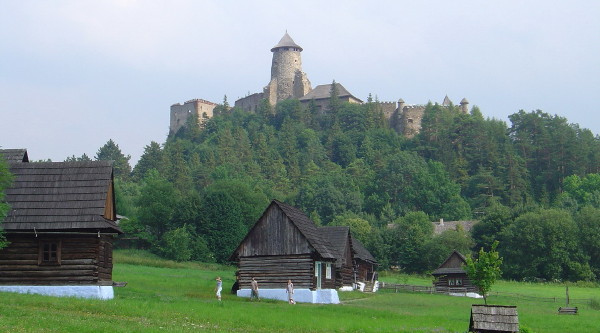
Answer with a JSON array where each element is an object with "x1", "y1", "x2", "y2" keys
[{"x1": 590, "y1": 297, "x2": 600, "y2": 311}]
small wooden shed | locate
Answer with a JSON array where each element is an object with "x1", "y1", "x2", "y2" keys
[
  {"x1": 432, "y1": 250, "x2": 478, "y2": 293},
  {"x1": 0, "y1": 160, "x2": 123, "y2": 298},
  {"x1": 352, "y1": 236, "x2": 377, "y2": 283},
  {"x1": 319, "y1": 226, "x2": 354, "y2": 288},
  {"x1": 229, "y1": 200, "x2": 337, "y2": 290},
  {"x1": 469, "y1": 305, "x2": 519, "y2": 333}
]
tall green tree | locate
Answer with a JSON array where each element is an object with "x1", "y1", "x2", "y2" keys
[
  {"x1": 500, "y1": 209, "x2": 593, "y2": 281},
  {"x1": 135, "y1": 170, "x2": 179, "y2": 242},
  {"x1": 132, "y1": 141, "x2": 165, "y2": 181},
  {"x1": 465, "y1": 241, "x2": 502, "y2": 305},
  {"x1": 575, "y1": 206, "x2": 600, "y2": 277},
  {"x1": 95, "y1": 139, "x2": 132, "y2": 180},
  {"x1": 385, "y1": 211, "x2": 433, "y2": 273},
  {"x1": 199, "y1": 191, "x2": 246, "y2": 263}
]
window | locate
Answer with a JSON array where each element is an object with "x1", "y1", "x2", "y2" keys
[
  {"x1": 326, "y1": 263, "x2": 332, "y2": 279},
  {"x1": 448, "y1": 278, "x2": 463, "y2": 286},
  {"x1": 38, "y1": 240, "x2": 61, "y2": 265}
]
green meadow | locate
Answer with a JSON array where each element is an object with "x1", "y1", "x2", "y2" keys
[{"x1": 1, "y1": 250, "x2": 599, "y2": 333}]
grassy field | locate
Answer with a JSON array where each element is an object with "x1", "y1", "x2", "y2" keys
[{"x1": 1, "y1": 250, "x2": 599, "y2": 332}]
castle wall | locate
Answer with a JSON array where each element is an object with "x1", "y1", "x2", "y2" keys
[
  {"x1": 170, "y1": 99, "x2": 216, "y2": 134},
  {"x1": 398, "y1": 105, "x2": 426, "y2": 139},
  {"x1": 235, "y1": 93, "x2": 265, "y2": 113}
]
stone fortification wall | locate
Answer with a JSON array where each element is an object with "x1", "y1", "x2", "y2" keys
[
  {"x1": 398, "y1": 105, "x2": 426, "y2": 139},
  {"x1": 235, "y1": 93, "x2": 265, "y2": 113},
  {"x1": 378, "y1": 101, "x2": 398, "y2": 119},
  {"x1": 170, "y1": 99, "x2": 216, "y2": 135}
]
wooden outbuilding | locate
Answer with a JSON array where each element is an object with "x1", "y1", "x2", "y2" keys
[
  {"x1": 0, "y1": 148, "x2": 29, "y2": 163},
  {"x1": 432, "y1": 250, "x2": 478, "y2": 293},
  {"x1": 0, "y1": 160, "x2": 122, "y2": 299},
  {"x1": 469, "y1": 305, "x2": 519, "y2": 333},
  {"x1": 229, "y1": 200, "x2": 337, "y2": 291},
  {"x1": 352, "y1": 236, "x2": 378, "y2": 283},
  {"x1": 319, "y1": 226, "x2": 355, "y2": 288}
]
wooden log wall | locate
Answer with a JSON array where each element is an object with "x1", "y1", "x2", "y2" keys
[
  {"x1": 433, "y1": 274, "x2": 478, "y2": 293},
  {"x1": 0, "y1": 235, "x2": 114, "y2": 285},
  {"x1": 239, "y1": 255, "x2": 313, "y2": 289}
]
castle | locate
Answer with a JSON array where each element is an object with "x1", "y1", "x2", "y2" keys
[{"x1": 170, "y1": 32, "x2": 470, "y2": 138}]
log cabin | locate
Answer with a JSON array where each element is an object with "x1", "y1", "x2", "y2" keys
[
  {"x1": 431, "y1": 250, "x2": 478, "y2": 294},
  {"x1": 0, "y1": 159, "x2": 123, "y2": 299},
  {"x1": 229, "y1": 200, "x2": 340, "y2": 303},
  {"x1": 319, "y1": 226, "x2": 378, "y2": 290},
  {"x1": 351, "y1": 235, "x2": 378, "y2": 291},
  {"x1": 319, "y1": 226, "x2": 354, "y2": 289}
]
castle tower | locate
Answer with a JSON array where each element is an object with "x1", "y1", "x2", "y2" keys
[
  {"x1": 264, "y1": 32, "x2": 311, "y2": 105},
  {"x1": 460, "y1": 98, "x2": 469, "y2": 113}
]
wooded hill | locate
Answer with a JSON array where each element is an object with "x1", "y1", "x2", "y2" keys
[{"x1": 68, "y1": 97, "x2": 600, "y2": 282}]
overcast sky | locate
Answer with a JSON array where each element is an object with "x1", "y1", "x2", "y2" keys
[{"x1": 1, "y1": 1, "x2": 599, "y2": 165}]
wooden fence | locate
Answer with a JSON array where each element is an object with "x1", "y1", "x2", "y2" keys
[{"x1": 379, "y1": 282, "x2": 593, "y2": 304}]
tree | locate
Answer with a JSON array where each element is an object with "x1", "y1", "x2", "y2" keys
[
  {"x1": 132, "y1": 141, "x2": 165, "y2": 181},
  {"x1": 0, "y1": 156, "x2": 13, "y2": 250},
  {"x1": 385, "y1": 211, "x2": 433, "y2": 273},
  {"x1": 135, "y1": 170, "x2": 179, "y2": 241},
  {"x1": 64, "y1": 153, "x2": 91, "y2": 162},
  {"x1": 95, "y1": 139, "x2": 132, "y2": 180},
  {"x1": 465, "y1": 241, "x2": 502, "y2": 305},
  {"x1": 575, "y1": 206, "x2": 600, "y2": 277},
  {"x1": 330, "y1": 212, "x2": 372, "y2": 246},
  {"x1": 500, "y1": 209, "x2": 593, "y2": 281},
  {"x1": 199, "y1": 191, "x2": 246, "y2": 263}
]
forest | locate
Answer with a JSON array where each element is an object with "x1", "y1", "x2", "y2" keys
[{"x1": 60, "y1": 94, "x2": 600, "y2": 282}]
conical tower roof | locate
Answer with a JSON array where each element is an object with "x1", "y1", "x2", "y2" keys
[{"x1": 271, "y1": 32, "x2": 303, "y2": 52}]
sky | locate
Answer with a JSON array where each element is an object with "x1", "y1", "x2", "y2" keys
[{"x1": 1, "y1": 1, "x2": 599, "y2": 165}]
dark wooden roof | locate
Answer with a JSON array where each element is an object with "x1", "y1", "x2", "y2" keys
[
  {"x1": 470, "y1": 305, "x2": 519, "y2": 332},
  {"x1": 272, "y1": 200, "x2": 335, "y2": 259},
  {"x1": 351, "y1": 235, "x2": 377, "y2": 264},
  {"x1": 0, "y1": 149, "x2": 29, "y2": 163},
  {"x1": 432, "y1": 250, "x2": 467, "y2": 276},
  {"x1": 3, "y1": 161, "x2": 122, "y2": 233},
  {"x1": 299, "y1": 83, "x2": 363, "y2": 103},
  {"x1": 271, "y1": 32, "x2": 303, "y2": 52},
  {"x1": 318, "y1": 226, "x2": 378, "y2": 266},
  {"x1": 319, "y1": 226, "x2": 350, "y2": 265}
]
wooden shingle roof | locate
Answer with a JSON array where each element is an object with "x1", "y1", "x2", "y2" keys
[
  {"x1": 351, "y1": 235, "x2": 377, "y2": 264},
  {"x1": 271, "y1": 32, "x2": 303, "y2": 52},
  {"x1": 319, "y1": 226, "x2": 350, "y2": 266},
  {"x1": 470, "y1": 305, "x2": 519, "y2": 332},
  {"x1": 0, "y1": 149, "x2": 29, "y2": 163},
  {"x1": 272, "y1": 200, "x2": 335, "y2": 260},
  {"x1": 3, "y1": 161, "x2": 122, "y2": 233},
  {"x1": 432, "y1": 250, "x2": 467, "y2": 276}
]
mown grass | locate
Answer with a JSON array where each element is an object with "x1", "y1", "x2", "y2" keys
[{"x1": 1, "y1": 249, "x2": 599, "y2": 332}]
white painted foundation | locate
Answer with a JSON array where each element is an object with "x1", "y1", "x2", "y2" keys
[
  {"x1": 449, "y1": 291, "x2": 483, "y2": 298},
  {"x1": 0, "y1": 285, "x2": 115, "y2": 300},
  {"x1": 237, "y1": 288, "x2": 339, "y2": 304}
]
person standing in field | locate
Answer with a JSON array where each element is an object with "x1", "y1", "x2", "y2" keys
[
  {"x1": 286, "y1": 279, "x2": 295, "y2": 304},
  {"x1": 250, "y1": 277, "x2": 260, "y2": 301},
  {"x1": 215, "y1": 276, "x2": 222, "y2": 301}
]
